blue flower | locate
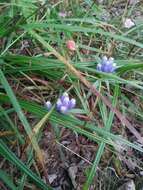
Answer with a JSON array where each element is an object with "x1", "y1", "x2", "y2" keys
[
  {"x1": 45, "y1": 101, "x2": 52, "y2": 110},
  {"x1": 56, "y1": 92, "x2": 76, "y2": 114},
  {"x1": 97, "y1": 56, "x2": 116, "y2": 73}
]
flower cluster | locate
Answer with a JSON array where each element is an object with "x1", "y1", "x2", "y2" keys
[
  {"x1": 45, "y1": 92, "x2": 76, "y2": 114},
  {"x1": 56, "y1": 92, "x2": 76, "y2": 114},
  {"x1": 97, "y1": 56, "x2": 116, "y2": 73}
]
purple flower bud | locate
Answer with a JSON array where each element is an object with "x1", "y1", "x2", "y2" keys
[
  {"x1": 68, "y1": 98, "x2": 76, "y2": 109},
  {"x1": 62, "y1": 96, "x2": 70, "y2": 106},
  {"x1": 60, "y1": 106, "x2": 68, "y2": 114},
  {"x1": 108, "y1": 57, "x2": 114, "y2": 63},
  {"x1": 97, "y1": 63, "x2": 102, "y2": 71},
  {"x1": 60, "y1": 92, "x2": 68, "y2": 102},
  {"x1": 45, "y1": 101, "x2": 52, "y2": 110},
  {"x1": 97, "y1": 56, "x2": 116, "y2": 73},
  {"x1": 102, "y1": 56, "x2": 108, "y2": 62},
  {"x1": 56, "y1": 93, "x2": 76, "y2": 114},
  {"x1": 56, "y1": 98, "x2": 62, "y2": 111}
]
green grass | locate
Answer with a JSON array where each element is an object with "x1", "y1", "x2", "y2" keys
[{"x1": 0, "y1": 1, "x2": 143, "y2": 189}]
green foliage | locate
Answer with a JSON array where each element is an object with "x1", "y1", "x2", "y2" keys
[{"x1": 0, "y1": 0, "x2": 143, "y2": 189}]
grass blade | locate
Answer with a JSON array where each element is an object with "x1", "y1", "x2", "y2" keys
[
  {"x1": 0, "y1": 69, "x2": 46, "y2": 176},
  {"x1": 0, "y1": 169, "x2": 17, "y2": 190},
  {"x1": 83, "y1": 85, "x2": 119, "y2": 189},
  {"x1": 0, "y1": 139, "x2": 52, "y2": 190}
]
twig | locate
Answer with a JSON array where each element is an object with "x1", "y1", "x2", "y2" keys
[{"x1": 56, "y1": 141, "x2": 93, "y2": 165}]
